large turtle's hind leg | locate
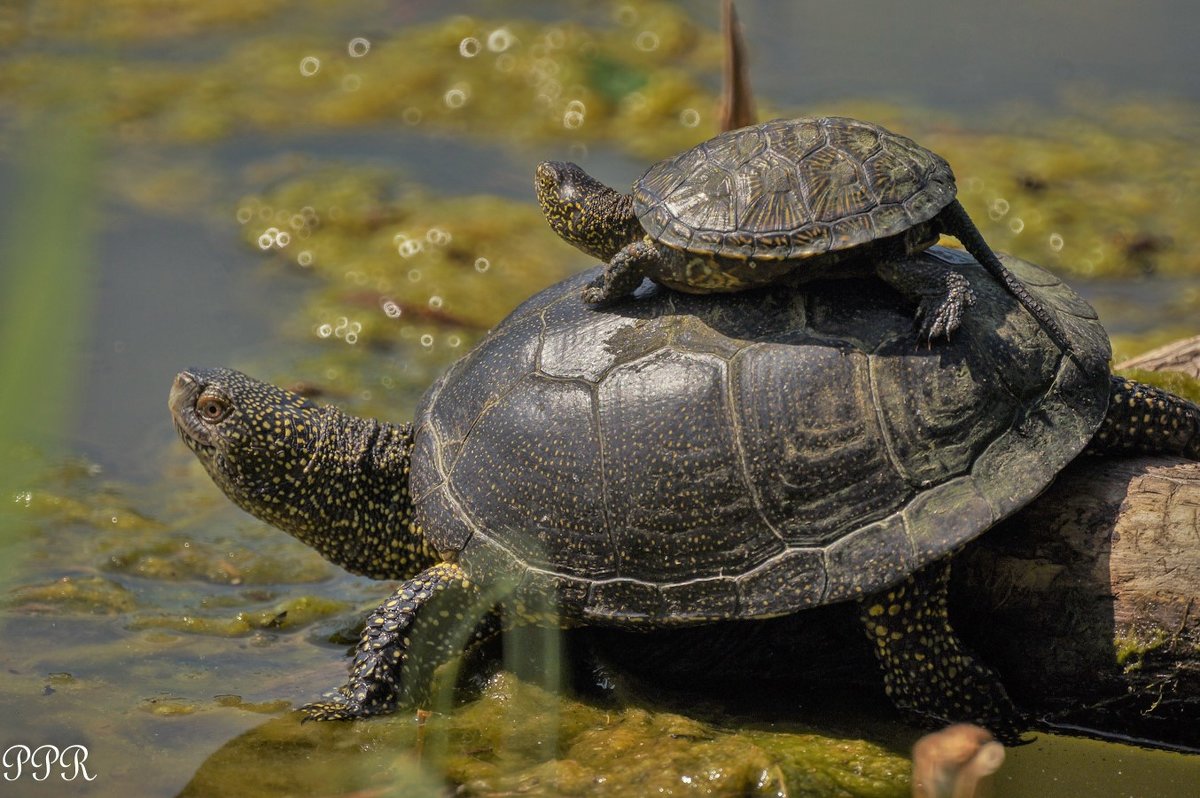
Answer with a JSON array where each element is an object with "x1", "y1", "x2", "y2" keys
[
  {"x1": 1088, "y1": 376, "x2": 1200, "y2": 459},
  {"x1": 939, "y1": 200, "x2": 1080, "y2": 365},
  {"x1": 858, "y1": 562, "x2": 1026, "y2": 744},
  {"x1": 875, "y1": 258, "x2": 977, "y2": 343},
  {"x1": 303, "y1": 562, "x2": 497, "y2": 720},
  {"x1": 582, "y1": 239, "x2": 663, "y2": 305}
]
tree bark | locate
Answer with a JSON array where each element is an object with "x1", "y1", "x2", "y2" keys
[
  {"x1": 953, "y1": 455, "x2": 1200, "y2": 747},
  {"x1": 1115, "y1": 335, "x2": 1200, "y2": 379}
]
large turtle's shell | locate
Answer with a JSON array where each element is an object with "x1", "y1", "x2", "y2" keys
[
  {"x1": 409, "y1": 248, "x2": 1110, "y2": 624},
  {"x1": 634, "y1": 116, "x2": 957, "y2": 262}
]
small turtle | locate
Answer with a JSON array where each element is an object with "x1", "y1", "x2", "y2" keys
[
  {"x1": 535, "y1": 116, "x2": 1068, "y2": 352},
  {"x1": 170, "y1": 249, "x2": 1199, "y2": 740}
]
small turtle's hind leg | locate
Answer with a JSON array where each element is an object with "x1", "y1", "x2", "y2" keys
[
  {"x1": 858, "y1": 562, "x2": 1026, "y2": 745},
  {"x1": 582, "y1": 239, "x2": 661, "y2": 305},
  {"x1": 875, "y1": 258, "x2": 977, "y2": 343},
  {"x1": 939, "y1": 200, "x2": 1080, "y2": 366}
]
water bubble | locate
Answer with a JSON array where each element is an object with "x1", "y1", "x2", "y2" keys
[
  {"x1": 257, "y1": 206, "x2": 274, "y2": 221},
  {"x1": 402, "y1": 107, "x2": 423, "y2": 125},
  {"x1": 635, "y1": 31, "x2": 660, "y2": 51},
  {"x1": 987, "y1": 198, "x2": 1010, "y2": 220},
  {"x1": 317, "y1": 323, "x2": 333, "y2": 338},
  {"x1": 494, "y1": 53, "x2": 515, "y2": 73},
  {"x1": 428, "y1": 295, "x2": 444, "y2": 310},
  {"x1": 408, "y1": 269, "x2": 422, "y2": 282},
  {"x1": 289, "y1": 214, "x2": 306, "y2": 230},
  {"x1": 420, "y1": 334, "x2": 434, "y2": 348},
  {"x1": 1049, "y1": 233, "x2": 1064, "y2": 252},
  {"x1": 474, "y1": 257, "x2": 491, "y2": 273},
  {"x1": 444, "y1": 87, "x2": 468, "y2": 108},
  {"x1": 341, "y1": 74, "x2": 362, "y2": 92},
  {"x1": 487, "y1": 28, "x2": 515, "y2": 52},
  {"x1": 964, "y1": 177, "x2": 985, "y2": 194},
  {"x1": 565, "y1": 99, "x2": 586, "y2": 115},
  {"x1": 563, "y1": 109, "x2": 584, "y2": 129},
  {"x1": 398, "y1": 238, "x2": 424, "y2": 258},
  {"x1": 567, "y1": 142, "x2": 589, "y2": 161},
  {"x1": 275, "y1": 231, "x2": 291, "y2": 247},
  {"x1": 1008, "y1": 217, "x2": 1025, "y2": 234},
  {"x1": 544, "y1": 28, "x2": 565, "y2": 49},
  {"x1": 300, "y1": 205, "x2": 318, "y2": 222},
  {"x1": 679, "y1": 108, "x2": 700, "y2": 128},
  {"x1": 236, "y1": 207, "x2": 254, "y2": 224},
  {"x1": 297, "y1": 250, "x2": 314, "y2": 267},
  {"x1": 381, "y1": 298, "x2": 402, "y2": 318},
  {"x1": 347, "y1": 37, "x2": 370, "y2": 57},
  {"x1": 425, "y1": 227, "x2": 452, "y2": 245},
  {"x1": 299, "y1": 56, "x2": 320, "y2": 77},
  {"x1": 459, "y1": 37, "x2": 481, "y2": 58},
  {"x1": 448, "y1": 335, "x2": 462, "y2": 348},
  {"x1": 257, "y1": 227, "x2": 280, "y2": 250},
  {"x1": 615, "y1": 4, "x2": 638, "y2": 25}
]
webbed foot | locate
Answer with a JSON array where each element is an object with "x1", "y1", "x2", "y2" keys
[{"x1": 301, "y1": 562, "x2": 486, "y2": 721}]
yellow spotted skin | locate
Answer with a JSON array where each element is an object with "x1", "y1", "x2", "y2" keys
[
  {"x1": 858, "y1": 564, "x2": 1024, "y2": 744},
  {"x1": 1089, "y1": 378, "x2": 1200, "y2": 459},
  {"x1": 302, "y1": 562, "x2": 496, "y2": 720}
]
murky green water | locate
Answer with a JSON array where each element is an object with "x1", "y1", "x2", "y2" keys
[{"x1": 2, "y1": 1, "x2": 1199, "y2": 795}]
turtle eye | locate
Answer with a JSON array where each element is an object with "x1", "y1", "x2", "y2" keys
[{"x1": 196, "y1": 393, "x2": 231, "y2": 424}]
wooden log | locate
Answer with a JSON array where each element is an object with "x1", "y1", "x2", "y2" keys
[
  {"x1": 953, "y1": 456, "x2": 1200, "y2": 746},
  {"x1": 1115, "y1": 335, "x2": 1200, "y2": 379}
]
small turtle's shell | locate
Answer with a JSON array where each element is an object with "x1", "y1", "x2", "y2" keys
[
  {"x1": 634, "y1": 116, "x2": 957, "y2": 261},
  {"x1": 409, "y1": 248, "x2": 1110, "y2": 625}
]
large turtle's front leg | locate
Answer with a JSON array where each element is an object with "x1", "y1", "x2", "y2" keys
[
  {"x1": 303, "y1": 562, "x2": 497, "y2": 720},
  {"x1": 582, "y1": 238, "x2": 665, "y2": 305},
  {"x1": 858, "y1": 562, "x2": 1025, "y2": 744}
]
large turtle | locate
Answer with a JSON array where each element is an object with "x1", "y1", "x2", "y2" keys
[
  {"x1": 169, "y1": 248, "x2": 1199, "y2": 739},
  {"x1": 535, "y1": 116, "x2": 1071, "y2": 356}
]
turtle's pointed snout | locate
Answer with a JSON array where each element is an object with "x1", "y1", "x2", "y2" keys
[
  {"x1": 169, "y1": 370, "x2": 199, "y2": 417},
  {"x1": 535, "y1": 161, "x2": 564, "y2": 184}
]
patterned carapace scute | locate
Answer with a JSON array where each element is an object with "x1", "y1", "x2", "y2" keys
[{"x1": 634, "y1": 117, "x2": 956, "y2": 261}]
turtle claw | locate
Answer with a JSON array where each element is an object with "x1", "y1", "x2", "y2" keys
[
  {"x1": 300, "y1": 689, "x2": 396, "y2": 722},
  {"x1": 915, "y1": 281, "x2": 977, "y2": 345}
]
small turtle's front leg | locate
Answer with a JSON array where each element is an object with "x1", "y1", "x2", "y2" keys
[
  {"x1": 858, "y1": 562, "x2": 1026, "y2": 744},
  {"x1": 875, "y1": 258, "x2": 977, "y2": 343},
  {"x1": 582, "y1": 238, "x2": 663, "y2": 305},
  {"x1": 303, "y1": 561, "x2": 496, "y2": 720}
]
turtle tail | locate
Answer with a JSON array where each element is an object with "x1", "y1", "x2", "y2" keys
[
  {"x1": 1088, "y1": 377, "x2": 1200, "y2": 460},
  {"x1": 940, "y1": 200, "x2": 1081, "y2": 369}
]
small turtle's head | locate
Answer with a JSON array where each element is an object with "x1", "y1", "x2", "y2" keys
[
  {"x1": 535, "y1": 161, "x2": 641, "y2": 261},
  {"x1": 170, "y1": 368, "x2": 431, "y2": 579}
]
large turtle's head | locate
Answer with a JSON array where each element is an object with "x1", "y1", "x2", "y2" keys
[
  {"x1": 535, "y1": 161, "x2": 641, "y2": 261},
  {"x1": 169, "y1": 368, "x2": 432, "y2": 579}
]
